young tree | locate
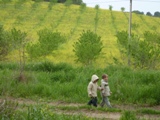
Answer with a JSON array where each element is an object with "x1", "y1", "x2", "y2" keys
[
  {"x1": 73, "y1": 30, "x2": 103, "y2": 65},
  {"x1": 146, "y1": 12, "x2": 152, "y2": 16},
  {"x1": 94, "y1": 4, "x2": 99, "y2": 33},
  {"x1": 116, "y1": 30, "x2": 160, "y2": 69},
  {"x1": 0, "y1": 25, "x2": 11, "y2": 61},
  {"x1": 79, "y1": 3, "x2": 86, "y2": 13},
  {"x1": 10, "y1": 28, "x2": 27, "y2": 81},
  {"x1": 109, "y1": 5, "x2": 113, "y2": 11},
  {"x1": 65, "y1": 0, "x2": 72, "y2": 6},
  {"x1": 48, "y1": 0, "x2": 58, "y2": 10},
  {"x1": 27, "y1": 29, "x2": 66, "y2": 60},
  {"x1": 121, "y1": 7, "x2": 125, "y2": 12},
  {"x1": 154, "y1": 11, "x2": 160, "y2": 17}
]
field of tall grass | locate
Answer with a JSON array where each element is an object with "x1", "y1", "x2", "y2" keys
[{"x1": 0, "y1": 62, "x2": 160, "y2": 105}]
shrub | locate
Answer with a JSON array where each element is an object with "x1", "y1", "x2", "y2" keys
[{"x1": 73, "y1": 30, "x2": 103, "y2": 65}]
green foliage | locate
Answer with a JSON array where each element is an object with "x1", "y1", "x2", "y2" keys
[
  {"x1": 0, "y1": 62, "x2": 18, "y2": 70},
  {"x1": 131, "y1": 32, "x2": 160, "y2": 68},
  {"x1": 73, "y1": 30, "x2": 103, "y2": 65},
  {"x1": 0, "y1": 99, "x2": 18, "y2": 119},
  {"x1": 10, "y1": 28, "x2": 27, "y2": 81},
  {"x1": 116, "y1": 31, "x2": 128, "y2": 50},
  {"x1": 94, "y1": 4, "x2": 99, "y2": 33},
  {"x1": 116, "y1": 31, "x2": 160, "y2": 69},
  {"x1": 0, "y1": 63, "x2": 160, "y2": 104},
  {"x1": 11, "y1": 28, "x2": 27, "y2": 50},
  {"x1": 50, "y1": 69, "x2": 76, "y2": 82},
  {"x1": 48, "y1": 0, "x2": 58, "y2": 10},
  {"x1": 14, "y1": 0, "x2": 27, "y2": 9},
  {"x1": 79, "y1": 3, "x2": 86, "y2": 13},
  {"x1": 137, "y1": 108, "x2": 160, "y2": 115},
  {"x1": 13, "y1": 105, "x2": 96, "y2": 120},
  {"x1": 132, "y1": 10, "x2": 144, "y2": 15},
  {"x1": 146, "y1": 12, "x2": 152, "y2": 16},
  {"x1": 109, "y1": 5, "x2": 113, "y2": 11},
  {"x1": 27, "y1": 105, "x2": 51, "y2": 120},
  {"x1": 27, "y1": 61, "x2": 73, "y2": 72},
  {"x1": 120, "y1": 111, "x2": 137, "y2": 120},
  {"x1": 33, "y1": 0, "x2": 43, "y2": 2},
  {"x1": 0, "y1": 0, "x2": 11, "y2": 4},
  {"x1": 154, "y1": 11, "x2": 160, "y2": 17},
  {"x1": 121, "y1": 7, "x2": 125, "y2": 12},
  {"x1": 27, "y1": 29, "x2": 66, "y2": 59},
  {"x1": 0, "y1": 25, "x2": 11, "y2": 61},
  {"x1": 65, "y1": 0, "x2": 72, "y2": 6}
]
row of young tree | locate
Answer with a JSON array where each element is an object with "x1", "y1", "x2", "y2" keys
[{"x1": 0, "y1": 25, "x2": 160, "y2": 69}]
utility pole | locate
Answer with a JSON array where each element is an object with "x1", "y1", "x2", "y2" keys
[{"x1": 128, "y1": 0, "x2": 132, "y2": 66}]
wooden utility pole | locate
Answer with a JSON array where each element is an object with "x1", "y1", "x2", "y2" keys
[{"x1": 128, "y1": 0, "x2": 132, "y2": 66}]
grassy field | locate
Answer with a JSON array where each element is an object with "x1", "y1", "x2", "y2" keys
[
  {"x1": 0, "y1": 2, "x2": 160, "y2": 119},
  {"x1": 0, "y1": 62, "x2": 160, "y2": 119},
  {"x1": 0, "y1": 1, "x2": 160, "y2": 67},
  {"x1": 0, "y1": 62, "x2": 160, "y2": 105}
]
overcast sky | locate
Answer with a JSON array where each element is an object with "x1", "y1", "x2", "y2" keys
[{"x1": 83, "y1": 0, "x2": 160, "y2": 15}]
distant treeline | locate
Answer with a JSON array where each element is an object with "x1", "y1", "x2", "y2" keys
[
  {"x1": 132, "y1": 10, "x2": 160, "y2": 17},
  {"x1": 32, "y1": 0, "x2": 83, "y2": 5}
]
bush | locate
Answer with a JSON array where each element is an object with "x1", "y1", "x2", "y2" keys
[
  {"x1": 50, "y1": 70, "x2": 76, "y2": 82},
  {"x1": 27, "y1": 61, "x2": 73, "y2": 72},
  {"x1": 73, "y1": 30, "x2": 103, "y2": 65}
]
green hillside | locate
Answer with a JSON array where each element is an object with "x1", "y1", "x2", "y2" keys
[{"x1": 0, "y1": 1, "x2": 160, "y2": 67}]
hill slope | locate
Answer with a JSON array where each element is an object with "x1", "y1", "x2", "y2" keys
[{"x1": 0, "y1": 1, "x2": 160, "y2": 67}]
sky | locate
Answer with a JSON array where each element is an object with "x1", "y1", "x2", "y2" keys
[{"x1": 83, "y1": 0, "x2": 160, "y2": 15}]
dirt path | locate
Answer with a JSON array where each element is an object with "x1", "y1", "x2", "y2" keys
[{"x1": 0, "y1": 97, "x2": 160, "y2": 120}]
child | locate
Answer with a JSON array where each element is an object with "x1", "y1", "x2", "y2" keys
[
  {"x1": 100, "y1": 74, "x2": 112, "y2": 108},
  {"x1": 87, "y1": 74, "x2": 102, "y2": 107}
]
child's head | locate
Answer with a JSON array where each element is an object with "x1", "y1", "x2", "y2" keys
[
  {"x1": 102, "y1": 74, "x2": 108, "y2": 81},
  {"x1": 91, "y1": 74, "x2": 99, "y2": 83}
]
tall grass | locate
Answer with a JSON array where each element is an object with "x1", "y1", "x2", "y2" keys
[
  {"x1": 120, "y1": 111, "x2": 138, "y2": 120},
  {"x1": 1, "y1": 103, "x2": 98, "y2": 120},
  {"x1": 0, "y1": 62, "x2": 160, "y2": 105}
]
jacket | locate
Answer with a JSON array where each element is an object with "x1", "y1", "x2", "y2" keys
[
  {"x1": 101, "y1": 79, "x2": 111, "y2": 96},
  {"x1": 87, "y1": 75, "x2": 101, "y2": 97}
]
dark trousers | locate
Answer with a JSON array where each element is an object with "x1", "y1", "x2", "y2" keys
[{"x1": 88, "y1": 97, "x2": 97, "y2": 107}]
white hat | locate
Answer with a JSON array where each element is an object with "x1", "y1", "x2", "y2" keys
[{"x1": 91, "y1": 75, "x2": 99, "y2": 82}]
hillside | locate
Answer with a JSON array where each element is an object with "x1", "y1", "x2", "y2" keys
[{"x1": 0, "y1": 1, "x2": 160, "y2": 67}]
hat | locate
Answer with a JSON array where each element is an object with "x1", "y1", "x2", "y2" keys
[{"x1": 91, "y1": 75, "x2": 99, "y2": 82}]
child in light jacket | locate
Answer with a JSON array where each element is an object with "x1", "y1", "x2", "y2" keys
[
  {"x1": 100, "y1": 74, "x2": 112, "y2": 108},
  {"x1": 87, "y1": 74, "x2": 102, "y2": 107}
]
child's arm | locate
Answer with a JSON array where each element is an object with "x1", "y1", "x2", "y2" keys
[
  {"x1": 88, "y1": 83, "x2": 93, "y2": 97},
  {"x1": 101, "y1": 83, "x2": 105, "y2": 95}
]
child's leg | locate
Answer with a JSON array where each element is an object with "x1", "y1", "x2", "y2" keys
[
  {"x1": 104, "y1": 96, "x2": 112, "y2": 108},
  {"x1": 88, "y1": 98, "x2": 93, "y2": 105},
  {"x1": 100, "y1": 96, "x2": 105, "y2": 107},
  {"x1": 92, "y1": 97, "x2": 97, "y2": 107}
]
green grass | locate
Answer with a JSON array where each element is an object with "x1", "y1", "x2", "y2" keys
[
  {"x1": 2, "y1": 104, "x2": 100, "y2": 120},
  {"x1": 0, "y1": 1, "x2": 160, "y2": 67},
  {"x1": 0, "y1": 62, "x2": 160, "y2": 105},
  {"x1": 137, "y1": 108, "x2": 160, "y2": 115},
  {"x1": 120, "y1": 111, "x2": 138, "y2": 120}
]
